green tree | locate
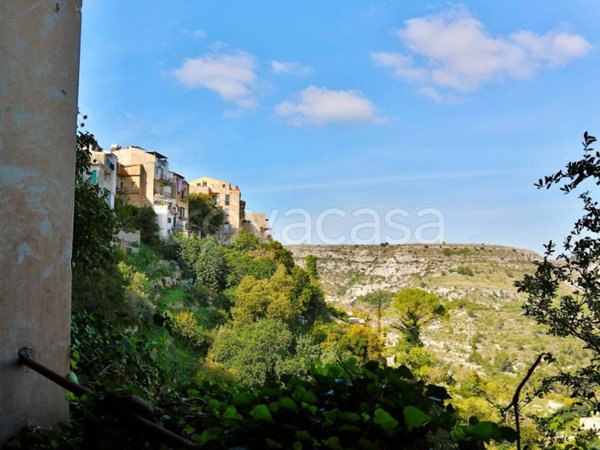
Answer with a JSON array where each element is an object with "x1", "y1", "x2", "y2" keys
[
  {"x1": 305, "y1": 254, "x2": 318, "y2": 279},
  {"x1": 357, "y1": 290, "x2": 394, "y2": 336},
  {"x1": 188, "y1": 193, "x2": 225, "y2": 236},
  {"x1": 321, "y1": 323, "x2": 383, "y2": 363},
  {"x1": 114, "y1": 197, "x2": 139, "y2": 232},
  {"x1": 72, "y1": 130, "x2": 124, "y2": 314},
  {"x1": 177, "y1": 235, "x2": 228, "y2": 294},
  {"x1": 72, "y1": 130, "x2": 117, "y2": 270},
  {"x1": 516, "y1": 131, "x2": 600, "y2": 408},
  {"x1": 138, "y1": 206, "x2": 159, "y2": 245},
  {"x1": 208, "y1": 319, "x2": 295, "y2": 386},
  {"x1": 195, "y1": 236, "x2": 229, "y2": 294},
  {"x1": 231, "y1": 265, "x2": 299, "y2": 324},
  {"x1": 231, "y1": 228, "x2": 261, "y2": 253},
  {"x1": 391, "y1": 288, "x2": 446, "y2": 346}
]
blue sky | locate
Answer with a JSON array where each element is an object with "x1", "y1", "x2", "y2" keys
[{"x1": 79, "y1": 1, "x2": 600, "y2": 252}]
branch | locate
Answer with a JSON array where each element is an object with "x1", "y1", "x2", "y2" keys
[{"x1": 503, "y1": 352, "x2": 549, "y2": 450}]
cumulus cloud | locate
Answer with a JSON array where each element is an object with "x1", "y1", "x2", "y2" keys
[
  {"x1": 174, "y1": 49, "x2": 258, "y2": 110},
  {"x1": 271, "y1": 60, "x2": 312, "y2": 75},
  {"x1": 372, "y1": 6, "x2": 591, "y2": 98},
  {"x1": 275, "y1": 85, "x2": 379, "y2": 126}
]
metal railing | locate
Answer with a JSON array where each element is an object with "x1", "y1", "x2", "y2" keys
[{"x1": 17, "y1": 348, "x2": 199, "y2": 449}]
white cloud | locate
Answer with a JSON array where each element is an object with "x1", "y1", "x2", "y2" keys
[
  {"x1": 185, "y1": 29, "x2": 207, "y2": 39},
  {"x1": 271, "y1": 60, "x2": 312, "y2": 75},
  {"x1": 275, "y1": 85, "x2": 379, "y2": 126},
  {"x1": 174, "y1": 49, "x2": 258, "y2": 110},
  {"x1": 372, "y1": 6, "x2": 591, "y2": 96}
]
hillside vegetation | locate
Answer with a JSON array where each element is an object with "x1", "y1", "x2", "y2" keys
[{"x1": 290, "y1": 244, "x2": 588, "y2": 408}]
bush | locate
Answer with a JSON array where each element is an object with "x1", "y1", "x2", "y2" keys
[{"x1": 457, "y1": 265, "x2": 474, "y2": 276}]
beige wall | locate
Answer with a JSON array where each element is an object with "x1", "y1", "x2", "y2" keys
[
  {"x1": 0, "y1": 0, "x2": 82, "y2": 442},
  {"x1": 189, "y1": 176, "x2": 244, "y2": 230}
]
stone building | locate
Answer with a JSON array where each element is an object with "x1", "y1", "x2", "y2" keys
[
  {"x1": 112, "y1": 145, "x2": 189, "y2": 238},
  {"x1": 243, "y1": 211, "x2": 271, "y2": 241},
  {"x1": 89, "y1": 150, "x2": 118, "y2": 208},
  {"x1": 189, "y1": 176, "x2": 246, "y2": 235}
]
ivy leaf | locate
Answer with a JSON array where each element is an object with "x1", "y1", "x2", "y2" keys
[
  {"x1": 279, "y1": 397, "x2": 299, "y2": 413},
  {"x1": 403, "y1": 406, "x2": 432, "y2": 429},
  {"x1": 250, "y1": 404, "x2": 274, "y2": 423},
  {"x1": 223, "y1": 405, "x2": 243, "y2": 421},
  {"x1": 374, "y1": 408, "x2": 399, "y2": 431},
  {"x1": 323, "y1": 436, "x2": 343, "y2": 450}
]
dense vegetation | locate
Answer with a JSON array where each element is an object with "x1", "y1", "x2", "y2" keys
[{"x1": 5, "y1": 130, "x2": 600, "y2": 449}]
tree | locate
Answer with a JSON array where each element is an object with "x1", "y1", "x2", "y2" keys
[
  {"x1": 72, "y1": 130, "x2": 117, "y2": 270},
  {"x1": 231, "y1": 228, "x2": 261, "y2": 253},
  {"x1": 516, "y1": 131, "x2": 600, "y2": 409},
  {"x1": 208, "y1": 319, "x2": 295, "y2": 386},
  {"x1": 194, "y1": 236, "x2": 229, "y2": 294},
  {"x1": 188, "y1": 193, "x2": 225, "y2": 236},
  {"x1": 391, "y1": 288, "x2": 446, "y2": 346},
  {"x1": 321, "y1": 323, "x2": 383, "y2": 363},
  {"x1": 72, "y1": 130, "x2": 124, "y2": 314},
  {"x1": 138, "y1": 206, "x2": 159, "y2": 245},
  {"x1": 231, "y1": 265, "x2": 299, "y2": 324},
  {"x1": 305, "y1": 254, "x2": 318, "y2": 279},
  {"x1": 357, "y1": 290, "x2": 394, "y2": 336}
]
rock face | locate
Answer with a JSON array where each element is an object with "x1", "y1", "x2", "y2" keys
[
  {"x1": 287, "y1": 244, "x2": 567, "y2": 374},
  {"x1": 288, "y1": 244, "x2": 539, "y2": 305}
]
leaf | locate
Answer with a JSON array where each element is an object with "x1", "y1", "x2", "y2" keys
[
  {"x1": 279, "y1": 397, "x2": 299, "y2": 413},
  {"x1": 223, "y1": 405, "x2": 243, "y2": 421},
  {"x1": 323, "y1": 436, "x2": 343, "y2": 450},
  {"x1": 250, "y1": 404, "x2": 274, "y2": 423},
  {"x1": 403, "y1": 406, "x2": 431, "y2": 429},
  {"x1": 465, "y1": 421, "x2": 501, "y2": 441},
  {"x1": 499, "y1": 426, "x2": 518, "y2": 442},
  {"x1": 374, "y1": 408, "x2": 399, "y2": 431}
]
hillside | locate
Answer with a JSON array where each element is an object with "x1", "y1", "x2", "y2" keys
[{"x1": 289, "y1": 244, "x2": 586, "y2": 394}]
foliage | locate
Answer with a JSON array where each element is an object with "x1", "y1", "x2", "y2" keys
[
  {"x1": 72, "y1": 131, "x2": 117, "y2": 270},
  {"x1": 457, "y1": 265, "x2": 474, "y2": 276},
  {"x1": 391, "y1": 288, "x2": 447, "y2": 346},
  {"x1": 138, "y1": 206, "x2": 160, "y2": 245},
  {"x1": 114, "y1": 197, "x2": 139, "y2": 232},
  {"x1": 305, "y1": 254, "x2": 319, "y2": 279},
  {"x1": 516, "y1": 131, "x2": 600, "y2": 411},
  {"x1": 169, "y1": 310, "x2": 211, "y2": 354},
  {"x1": 188, "y1": 192, "x2": 225, "y2": 235},
  {"x1": 178, "y1": 235, "x2": 228, "y2": 294},
  {"x1": 208, "y1": 319, "x2": 299, "y2": 386},
  {"x1": 231, "y1": 266, "x2": 298, "y2": 324},
  {"x1": 226, "y1": 251, "x2": 277, "y2": 287},
  {"x1": 71, "y1": 130, "x2": 124, "y2": 315},
  {"x1": 231, "y1": 228, "x2": 261, "y2": 253},
  {"x1": 321, "y1": 323, "x2": 383, "y2": 363},
  {"x1": 7, "y1": 315, "x2": 517, "y2": 449},
  {"x1": 356, "y1": 290, "x2": 394, "y2": 334}
]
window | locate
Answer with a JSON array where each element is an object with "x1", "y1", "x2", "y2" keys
[
  {"x1": 225, "y1": 194, "x2": 230, "y2": 206},
  {"x1": 91, "y1": 170, "x2": 97, "y2": 184},
  {"x1": 223, "y1": 223, "x2": 230, "y2": 231},
  {"x1": 131, "y1": 181, "x2": 135, "y2": 187}
]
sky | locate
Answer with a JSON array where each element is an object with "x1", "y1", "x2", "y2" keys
[{"x1": 79, "y1": 1, "x2": 600, "y2": 252}]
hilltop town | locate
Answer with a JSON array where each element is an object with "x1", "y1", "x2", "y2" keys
[{"x1": 89, "y1": 144, "x2": 269, "y2": 246}]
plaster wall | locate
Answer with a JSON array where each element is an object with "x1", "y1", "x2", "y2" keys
[{"x1": 0, "y1": 0, "x2": 82, "y2": 442}]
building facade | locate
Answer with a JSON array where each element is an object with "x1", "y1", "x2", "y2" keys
[
  {"x1": 188, "y1": 176, "x2": 245, "y2": 235},
  {"x1": 243, "y1": 211, "x2": 271, "y2": 241},
  {"x1": 111, "y1": 146, "x2": 189, "y2": 238},
  {"x1": 89, "y1": 150, "x2": 118, "y2": 208}
]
